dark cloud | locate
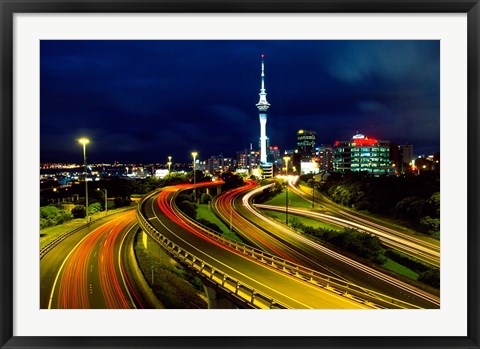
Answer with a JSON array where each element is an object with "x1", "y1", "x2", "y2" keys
[{"x1": 40, "y1": 40, "x2": 439, "y2": 163}]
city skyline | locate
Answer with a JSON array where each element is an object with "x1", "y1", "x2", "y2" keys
[{"x1": 41, "y1": 40, "x2": 440, "y2": 163}]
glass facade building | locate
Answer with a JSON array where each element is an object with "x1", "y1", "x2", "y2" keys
[
  {"x1": 333, "y1": 134, "x2": 394, "y2": 175},
  {"x1": 297, "y1": 129, "x2": 316, "y2": 156}
]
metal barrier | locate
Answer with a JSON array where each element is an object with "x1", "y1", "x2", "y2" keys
[
  {"x1": 198, "y1": 188, "x2": 422, "y2": 309},
  {"x1": 136, "y1": 192, "x2": 290, "y2": 309}
]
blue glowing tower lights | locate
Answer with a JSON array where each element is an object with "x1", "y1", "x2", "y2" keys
[{"x1": 256, "y1": 54, "x2": 270, "y2": 164}]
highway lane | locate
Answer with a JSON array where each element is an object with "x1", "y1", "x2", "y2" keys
[
  {"x1": 259, "y1": 203, "x2": 439, "y2": 267},
  {"x1": 210, "y1": 181, "x2": 344, "y2": 278},
  {"x1": 140, "y1": 184, "x2": 373, "y2": 309},
  {"x1": 219, "y1": 182, "x2": 439, "y2": 309},
  {"x1": 40, "y1": 212, "x2": 134, "y2": 309},
  {"x1": 47, "y1": 210, "x2": 147, "y2": 309},
  {"x1": 290, "y1": 178, "x2": 440, "y2": 267}
]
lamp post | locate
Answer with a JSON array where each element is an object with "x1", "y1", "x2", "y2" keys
[
  {"x1": 167, "y1": 156, "x2": 172, "y2": 173},
  {"x1": 283, "y1": 156, "x2": 290, "y2": 226},
  {"x1": 97, "y1": 188, "x2": 108, "y2": 215},
  {"x1": 310, "y1": 179, "x2": 315, "y2": 208},
  {"x1": 192, "y1": 152, "x2": 198, "y2": 202},
  {"x1": 78, "y1": 138, "x2": 90, "y2": 223},
  {"x1": 312, "y1": 183, "x2": 315, "y2": 208}
]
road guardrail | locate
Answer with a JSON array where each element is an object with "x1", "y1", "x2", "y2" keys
[
  {"x1": 136, "y1": 189, "x2": 290, "y2": 309},
  {"x1": 204, "y1": 186, "x2": 422, "y2": 309},
  {"x1": 138, "y1": 184, "x2": 421, "y2": 309}
]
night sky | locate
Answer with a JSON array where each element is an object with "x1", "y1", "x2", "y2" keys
[{"x1": 40, "y1": 40, "x2": 440, "y2": 164}]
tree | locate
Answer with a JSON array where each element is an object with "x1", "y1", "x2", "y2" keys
[
  {"x1": 418, "y1": 268, "x2": 440, "y2": 288},
  {"x1": 419, "y1": 216, "x2": 440, "y2": 235},
  {"x1": 88, "y1": 202, "x2": 102, "y2": 215},
  {"x1": 178, "y1": 200, "x2": 197, "y2": 219},
  {"x1": 71, "y1": 205, "x2": 86, "y2": 218},
  {"x1": 39, "y1": 205, "x2": 72, "y2": 227},
  {"x1": 200, "y1": 193, "x2": 212, "y2": 204},
  {"x1": 221, "y1": 171, "x2": 244, "y2": 191}
]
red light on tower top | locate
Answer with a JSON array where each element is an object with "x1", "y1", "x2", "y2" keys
[{"x1": 261, "y1": 54, "x2": 265, "y2": 58}]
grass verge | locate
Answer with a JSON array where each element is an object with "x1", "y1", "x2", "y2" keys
[
  {"x1": 264, "y1": 189, "x2": 312, "y2": 209},
  {"x1": 382, "y1": 258, "x2": 419, "y2": 280},
  {"x1": 263, "y1": 210, "x2": 343, "y2": 231},
  {"x1": 197, "y1": 204, "x2": 245, "y2": 243},
  {"x1": 133, "y1": 231, "x2": 208, "y2": 309}
]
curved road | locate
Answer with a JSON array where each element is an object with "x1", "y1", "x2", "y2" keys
[
  {"x1": 211, "y1": 181, "x2": 342, "y2": 278},
  {"x1": 45, "y1": 210, "x2": 148, "y2": 309},
  {"x1": 139, "y1": 183, "x2": 373, "y2": 309},
  {"x1": 213, "y1": 181, "x2": 439, "y2": 309},
  {"x1": 290, "y1": 179, "x2": 440, "y2": 267}
]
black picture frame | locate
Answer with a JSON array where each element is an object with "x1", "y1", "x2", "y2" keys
[{"x1": 1, "y1": 1, "x2": 479, "y2": 348}]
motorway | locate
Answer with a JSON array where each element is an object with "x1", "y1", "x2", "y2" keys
[
  {"x1": 41, "y1": 210, "x2": 149, "y2": 309},
  {"x1": 211, "y1": 180, "x2": 439, "y2": 309},
  {"x1": 138, "y1": 183, "x2": 374, "y2": 309},
  {"x1": 211, "y1": 180, "x2": 342, "y2": 277},
  {"x1": 39, "y1": 179, "x2": 439, "y2": 309},
  {"x1": 290, "y1": 179, "x2": 440, "y2": 267}
]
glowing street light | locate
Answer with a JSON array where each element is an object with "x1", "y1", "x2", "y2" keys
[
  {"x1": 283, "y1": 156, "x2": 290, "y2": 226},
  {"x1": 167, "y1": 156, "x2": 172, "y2": 173},
  {"x1": 192, "y1": 152, "x2": 198, "y2": 202},
  {"x1": 78, "y1": 138, "x2": 90, "y2": 223}
]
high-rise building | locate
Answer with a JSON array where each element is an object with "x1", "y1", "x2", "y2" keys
[
  {"x1": 206, "y1": 155, "x2": 223, "y2": 174},
  {"x1": 236, "y1": 150, "x2": 247, "y2": 168},
  {"x1": 316, "y1": 145, "x2": 333, "y2": 171},
  {"x1": 256, "y1": 54, "x2": 270, "y2": 165},
  {"x1": 333, "y1": 133, "x2": 394, "y2": 175},
  {"x1": 297, "y1": 129, "x2": 316, "y2": 157},
  {"x1": 400, "y1": 144, "x2": 414, "y2": 164},
  {"x1": 391, "y1": 144, "x2": 414, "y2": 173},
  {"x1": 206, "y1": 154, "x2": 233, "y2": 174},
  {"x1": 267, "y1": 145, "x2": 281, "y2": 164}
]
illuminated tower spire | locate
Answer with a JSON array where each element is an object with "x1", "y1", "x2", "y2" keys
[{"x1": 256, "y1": 54, "x2": 270, "y2": 164}]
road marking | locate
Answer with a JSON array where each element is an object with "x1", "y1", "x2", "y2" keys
[
  {"x1": 118, "y1": 222, "x2": 138, "y2": 309},
  {"x1": 148, "y1": 192, "x2": 320, "y2": 309},
  {"x1": 247, "y1": 199, "x2": 439, "y2": 306},
  {"x1": 90, "y1": 265, "x2": 93, "y2": 272},
  {"x1": 48, "y1": 227, "x2": 100, "y2": 309}
]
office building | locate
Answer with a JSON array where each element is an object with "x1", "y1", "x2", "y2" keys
[{"x1": 333, "y1": 133, "x2": 394, "y2": 175}]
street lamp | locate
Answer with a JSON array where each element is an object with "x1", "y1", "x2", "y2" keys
[
  {"x1": 192, "y1": 152, "x2": 198, "y2": 202},
  {"x1": 97, "y1": 188, "x2": 108, "y2": 215},
  {"x1": 78, "y1": 138, "x2": 90, "y2": 223},
  {"x1": 283, "y1": 156, "x2": 290, "y2": 226},
  {"x1": 312, "y1": 182, "x2": 315, "y2": 208},
  {"x1": 167, "y1": 156, "x2": 172, "y2": 173}
]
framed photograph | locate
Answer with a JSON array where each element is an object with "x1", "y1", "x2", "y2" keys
[{"x1": 1, "y1": 0, "x2": 479, "y2": 348}]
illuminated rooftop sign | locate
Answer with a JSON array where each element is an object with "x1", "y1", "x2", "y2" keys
[{"x1": 353, "y1": 137, "x2": 378, "y2": 146}]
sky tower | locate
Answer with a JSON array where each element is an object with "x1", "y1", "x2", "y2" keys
[{"x1": 256, "y1": 54, "x2": 270, "y2": 164}]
